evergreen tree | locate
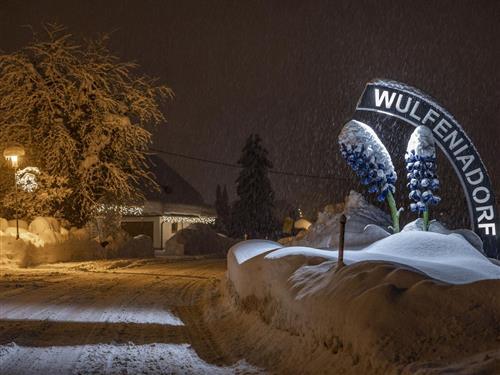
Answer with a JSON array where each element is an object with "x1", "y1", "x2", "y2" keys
[
  {"x1": 214, "y1": 184, "x2": 231, "y2": 234},
  {"x1": 232, "y1": 134, "x2": 277, "y2": 239}
]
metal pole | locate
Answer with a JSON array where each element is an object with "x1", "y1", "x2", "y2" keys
[
  {"x1": 337, "y1": 214, "x2": 347, "y2": 269},
  {"x1": 14, "y1": 167, "x2": 19, "y2": 240}
]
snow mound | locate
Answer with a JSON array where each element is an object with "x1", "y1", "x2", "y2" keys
[
  {"x1": 164, "y1": 224, "x2": 238, "y2": 256},
  {"x1": 229, "y1": 239, "x2": 282, "y2": 265},
  {"x1": 0, "y1": 218, "x2": 8, "y2": 231},
  {"x1": 289, "y1": 191, "x2": 391, "y2": 248},
  {"x1": 268, "y1": 231, "x2": 500, "y2": 284},
  {"x1": 402, "y1": 218, "x2": 484, "y2": 253},
  {"x1": 1, "y1": 217, "x2": 156, "y2": 267},
  {"x1": 222, "y1": 231, "x2": 500, "y2": 373}
]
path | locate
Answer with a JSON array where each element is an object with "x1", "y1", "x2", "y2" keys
[{"x1": 0, "y1": 258, "x2": 263, "y2": 374}]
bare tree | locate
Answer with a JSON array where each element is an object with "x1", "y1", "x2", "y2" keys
[{"x1": 0, "y1": 25, "x2": 172, "y2": 225}]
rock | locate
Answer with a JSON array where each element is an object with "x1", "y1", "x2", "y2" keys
[{"x1": 291, "y1": 191, "x2": 391, "y2": 248}]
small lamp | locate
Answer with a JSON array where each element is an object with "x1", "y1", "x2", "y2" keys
[
  {"x1": 3, "y1": 144, "x2": 25, "y2": 239},
  {"x1": 3, "y1": 145, "x2": 25, "y2": 169}
]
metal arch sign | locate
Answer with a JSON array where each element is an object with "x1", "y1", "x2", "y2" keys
[{"x1": 352, "y1": 79, "x2": 499, "y2": 259}]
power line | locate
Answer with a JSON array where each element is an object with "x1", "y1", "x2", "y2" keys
[{"x1": 149, "y1": 147, "x2": 350, "y2": 181}]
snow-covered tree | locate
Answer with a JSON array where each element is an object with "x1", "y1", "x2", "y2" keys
[
  {"x1": 339, "y1": 120, "x2": 400, "y2": 232},
  {"x1": 0, "y1": 169, "x2": 71, "y2": 221},
  {"x1": 0, "y1": 25, "x2": 172, "y2": 225},
  {"x1": 231, "y1": 134, "x2": 278, "y2": 239},
  {"x1": 214, "y1": 184, "x2": 230, "y2": 234},
  {"x1": 405, "y1": 126, "x2": 441, "y2": 230}
]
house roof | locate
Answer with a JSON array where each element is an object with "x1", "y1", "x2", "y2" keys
[{"x1": 144, "y1": 155, "x2": 207, "y2": 209}]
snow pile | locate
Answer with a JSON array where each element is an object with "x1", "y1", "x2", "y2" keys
[
  {"x1": 219, "y1": 234, "x2": 500, "y2": 373},
  {"x1": 164, "y1": 224, "x2": 237, "y2": 256},
  {"x1": 288, "y1": 191, "x2": 391, "y2": 248},
  {"x1": 0, "y1": 217, "x2": 154, "y2": 267}
]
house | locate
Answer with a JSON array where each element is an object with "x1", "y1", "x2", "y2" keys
[{"x1": 120, "y1": 155, "x2": 216, "y2": 250}]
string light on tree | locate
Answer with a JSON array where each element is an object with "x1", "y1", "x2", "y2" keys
[
  {"x1": 161, "y1": 215, "x2": 216, "y2": 225},
  {"x1": 16, "y1": 166, "x2": 40, "y2": 193}
]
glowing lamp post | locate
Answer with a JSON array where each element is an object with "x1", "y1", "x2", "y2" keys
[{"x1": 3, "y1": 145, "x2": 25, "y2": 240}]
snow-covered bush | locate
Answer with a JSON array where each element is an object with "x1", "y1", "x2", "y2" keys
[
  {"x1": 1, "y1": 172, "x2": 71, "y2": 221},
  {"x1": 339, "y1": 120, "x2": 400, "y2": 232},
  {"x1": 405, "y1": 126, "x2": 441, "y2": 230}
]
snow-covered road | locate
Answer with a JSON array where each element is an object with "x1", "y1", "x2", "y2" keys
[{"x1": 0, "y1": 259, "x2": 263, "y2": 375}]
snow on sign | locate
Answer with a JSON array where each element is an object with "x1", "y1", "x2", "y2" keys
[{"x1": 353, "y1": 79, "x2": 499, "y2": 259}]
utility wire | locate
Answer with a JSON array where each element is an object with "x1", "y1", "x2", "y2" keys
[{"x1": 149, "y1": 147, "x2": 350, "y2": 181}]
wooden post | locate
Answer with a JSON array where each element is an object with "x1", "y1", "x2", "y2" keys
[{"x1": 337, "y1": 214, "x2": 347, "y2": 269}]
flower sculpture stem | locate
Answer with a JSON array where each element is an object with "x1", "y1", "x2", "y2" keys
[
  {"x1": 386, "y1": 191, "x2": 400, "y2": 233},
  {"x1": 423, "y1": 209, "x2": 430, "y2": 231}
]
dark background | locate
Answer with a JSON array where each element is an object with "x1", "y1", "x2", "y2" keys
[{"x1": 1, "y1": 0, "x2": 498, "y2": 220}]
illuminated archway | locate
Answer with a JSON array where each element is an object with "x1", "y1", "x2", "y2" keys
[{"x1": 351, "y1": 79, "x2": 499, "y2": 259}]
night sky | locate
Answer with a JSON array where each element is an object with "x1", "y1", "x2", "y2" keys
[{"x1": 1, "y1": 0, "x2": 498, "y2": 217}]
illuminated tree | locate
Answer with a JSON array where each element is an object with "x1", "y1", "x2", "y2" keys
[
  {"x1": 0, "y1": 25, "x2": 172, "y2": 225},
  {"x1": 0, "y1": 170, "x2": 71, "y2": 221}
]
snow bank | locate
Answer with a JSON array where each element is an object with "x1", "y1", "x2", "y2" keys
[
  {"x1": 220, "y1": 233, "x2": 500, "y2": 373},
  {"x1": 0, "y1": 217, "x2": 154, "y2": 267},
  {"x1": 270, "y1": 231, "x2": 500, "y2": 284},
  {"x1": 288, "y1": 191, "x2": 391, "y2": 249},
  {"x1": 164, "y1": 224, "x2": 237, "y2": 256}
]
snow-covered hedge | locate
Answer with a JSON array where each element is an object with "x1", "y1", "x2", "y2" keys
[{"x1": 220, "y1": 233, "x2": 500, "y2": 373}]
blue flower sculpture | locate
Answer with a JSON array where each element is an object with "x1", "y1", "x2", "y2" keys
[
  {"x1": 340, "y1": 143, "x2": 397, "y2": 203},
  {"x1": 339, "y1": 120, "x2": 400, "y2": 232},
  {"x1": 405, "y1": 126, "x2": 441, "y2": 229}
]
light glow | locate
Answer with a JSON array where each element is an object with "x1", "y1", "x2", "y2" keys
[
  {"x1": 15, "y1": 166, "x2": 40, "y2": 192},
  {"x1": 161, "y1": 215, "x2": 216, "y2": 225},
  {"x1": 96, "y1": 204, "x2": 144, "y2": 216}
]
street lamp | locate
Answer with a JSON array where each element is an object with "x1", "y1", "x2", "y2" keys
[{"x1": 3, "y1": 145, "x2": 25, "y2": 240}]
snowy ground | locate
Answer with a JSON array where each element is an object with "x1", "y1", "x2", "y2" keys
[{"x1": 0, "y1": 259, "x2": 263, "y2": 375}]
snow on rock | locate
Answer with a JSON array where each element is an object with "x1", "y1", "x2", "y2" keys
[
  {"x1": 402, "y1": 218, "x2": 484, "y2": 253},
  {"x1": 289, "y1": 191, "x2": 391, "y2": 248},
  {"x1": 223, "y1": 230, "x2": 500, "y2": 374}
]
